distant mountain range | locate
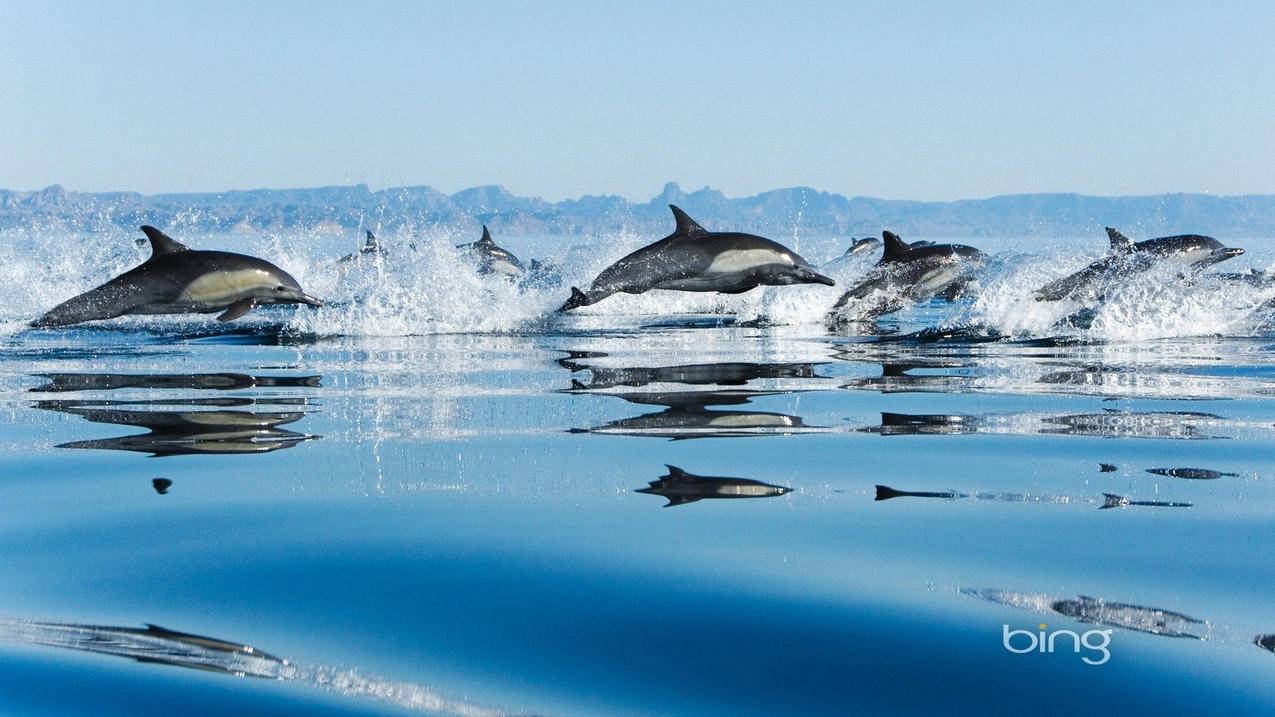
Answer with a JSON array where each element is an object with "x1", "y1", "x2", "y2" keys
[{"x1": 3, "y1": 182, "x2": 1274, "y2": 238}]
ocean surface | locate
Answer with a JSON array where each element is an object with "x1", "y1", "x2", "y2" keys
[{"x1": 1, "y1": 228, "x2": 1274, "y2": 715}]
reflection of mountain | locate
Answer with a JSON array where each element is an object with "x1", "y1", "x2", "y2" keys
[
  {"x1": 36, "y1": 398, "x2": 318, "y2": 457},
  {"x1": 636, "y1": 465, "x2": 791, "y2": 507},
  {"x1": 31, "y1": 372, "x2": 321, "y2": 393},
  {"x1": 963, "y1": 589, "x2": 1208, "y2": 639},
  {"x1": 0, "y1": 619, "x2": 284, "y2": 677}
]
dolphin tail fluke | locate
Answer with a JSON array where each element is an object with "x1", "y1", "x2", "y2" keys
[
  {"x1": 559, "y1": 287, "x2": 591, "y2": 312},
  {"x1": 874, "y1": 484, "x2": 906, "y2": 501}
]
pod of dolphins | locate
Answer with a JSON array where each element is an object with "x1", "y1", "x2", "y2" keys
[{"x1": 31, "y1": 204, "x2": 1254, "y2": 329}]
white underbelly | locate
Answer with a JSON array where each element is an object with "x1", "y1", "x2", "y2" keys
[
  {"x1": 704, "y1": 249, "x2": 788, "y2": 275},
  {"x1": 178, "y1": 270, "x2": 272, "y2": 306}
]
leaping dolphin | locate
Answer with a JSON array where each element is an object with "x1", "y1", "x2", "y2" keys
[
  {"x1": 33, "y1": 226, "x2": 322, "y2": 327},
  {"x1": 828, "y1": 231, "x2": 986, "y2": 321},
  {"x1": 1035, "y1": 227, "x2": 1244, "y2": 301},
  {"x1": 457, "y1": 225, "x2": 525, "y2": 277},
  {"x1": 560, "y1": 205, "x2": 834, "y2": 311},
  {"x1": 339, "y1": 230, "x2": 385, "y2": 263}
]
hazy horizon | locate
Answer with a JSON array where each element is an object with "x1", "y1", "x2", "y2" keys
[{"x1": 3, "y1": 2, "x2": 1273, "y2": 201}]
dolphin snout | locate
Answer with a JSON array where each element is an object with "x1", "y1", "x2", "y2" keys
[
  {"x1": 298, "y1": 292, "x2": 324, "y2": 307},
  {"x1": 1220, "y1": 247, "x2": 1246, "y2": 259},
  {"x1": 806, "y1": 270, "x2": 836, "y2": 287}
]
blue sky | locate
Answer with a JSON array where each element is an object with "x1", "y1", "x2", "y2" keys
[{"x1": 1, "y1": 1, "x2": 1272, "y2": 200}]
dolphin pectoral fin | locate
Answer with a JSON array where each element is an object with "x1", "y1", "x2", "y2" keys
[
  {"x1": 217, "y1": 299, "x2": 256, "y2": 322},
  {"x1": 663, "y1": 496, "x2": 701, "y2": 507}
]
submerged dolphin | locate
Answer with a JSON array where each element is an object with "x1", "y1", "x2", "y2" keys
[
  {"x1": 560, "y1": 205, "x2": 834, "y2": 311},
  {"x1": 635, "y1": 465, "x2": 792, "y2": 507},
  {"x1": 457, "y1": 225, "x2": 525, "y2": 277},
  {"x1": 828, "y1": 231, "x2": 985, "y2": 321},
  {"x1": 1035, "y1": 227, "x2": 1245, "y2": 301},
  {"x1": 33, "y1": 226, "x2": 322, "y2": 327}
]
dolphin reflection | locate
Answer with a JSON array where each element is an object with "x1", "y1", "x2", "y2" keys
[
  {"x1": 559, "y1": 352, "x2": 825, "y2": 391},
  {"x1": 36, "y1": 398, "x2": 319, "y2": 457},
  {"x1": 874, "y1": 484, "x2": 1190, "y2": 510},
  {"x1": 0, "y1": 618, "x2": 506, "y2": 715},
  {"x1": 636, "y1": 465, "x2": 792, "y2": 507},
  {"x1": 963, "y1": 589, "x2": 1208, "y2": 639},
  {"x1": 572, "y1": 390, "x2": 816, "y2": 439},
  {"x1": 31, "y1": 372, "x2": 322, "y2": 393}
]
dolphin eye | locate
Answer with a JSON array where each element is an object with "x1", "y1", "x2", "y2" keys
[{"x1": 275, "y1": 285, "x2": 286, "y2": 291}]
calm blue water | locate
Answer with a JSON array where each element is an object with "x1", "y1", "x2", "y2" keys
[{"x1": 1, "y1": 230, "x2": 1274, "y2": 715}]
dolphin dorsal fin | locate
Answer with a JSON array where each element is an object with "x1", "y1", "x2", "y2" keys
[
  {"x1": 1106, "y1": 227, "x2": 1134, "y2": 254},
  {"x1": 668, "y1": 205, "x2": 707, "y2": 238},
  {"x1": 139, "y1": 226, "x2": 190, "y2": 258},
  {"x1": 365, "y1": 230, "x2": 378, "y2": 251},
  {"x1": 480, "y1": 225, "x2": 494, "y2": 244},
  {"x1": 881, "y1": 231, "x2": 910, "y2": 259}
]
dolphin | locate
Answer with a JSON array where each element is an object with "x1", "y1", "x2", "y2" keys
[
  {"x1": 457, "y1": 225, "x2": 525, "y2": 277},
  {"x1": 35, "y1": 398, "x2": 317, "y2": 457},
  {"x1": 845, "y1": 237, "x2": 882, "y2": 257},
  {"x1": 31, "y1": 372, "x2": 321, "y2": 393},
  {"x1": 1257, "y1": 635, "x2": 1275, "y2": 653},
  {"x1": 0, "y1": 620, "x2": 284, "y2": 677},
  {"x1": 1145, "y1": 467, "x2": 1239, "y2": 480},
  {"x1": 963, "y1": 589, "x2": 1207, "y2": 638},
  {"x1": 1100, "y1": 493, "x2": 1193, "y2": 510},
  {"x1": 635, "y1": 465, "x2": 792, "y2": 507},
  {"x1": 1035, "y1": 227, "x2": 1245, "y2": 301},
  {"x1": 560, "y1": 205, "x2": 834, "y2": 311},
  {"x1": 32, "y1": 226, "x2": 322, "y2": 327},
  {"x1": 338, "y1": 230, "x2": 385, "y2": 263},
  {"x1": 828, "y1": 231, "x2": 986, "y2": 321}
]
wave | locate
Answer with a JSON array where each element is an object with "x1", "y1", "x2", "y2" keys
[{"x1": 3, "y1": 230, "x2": 1273, "y2": 341}]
